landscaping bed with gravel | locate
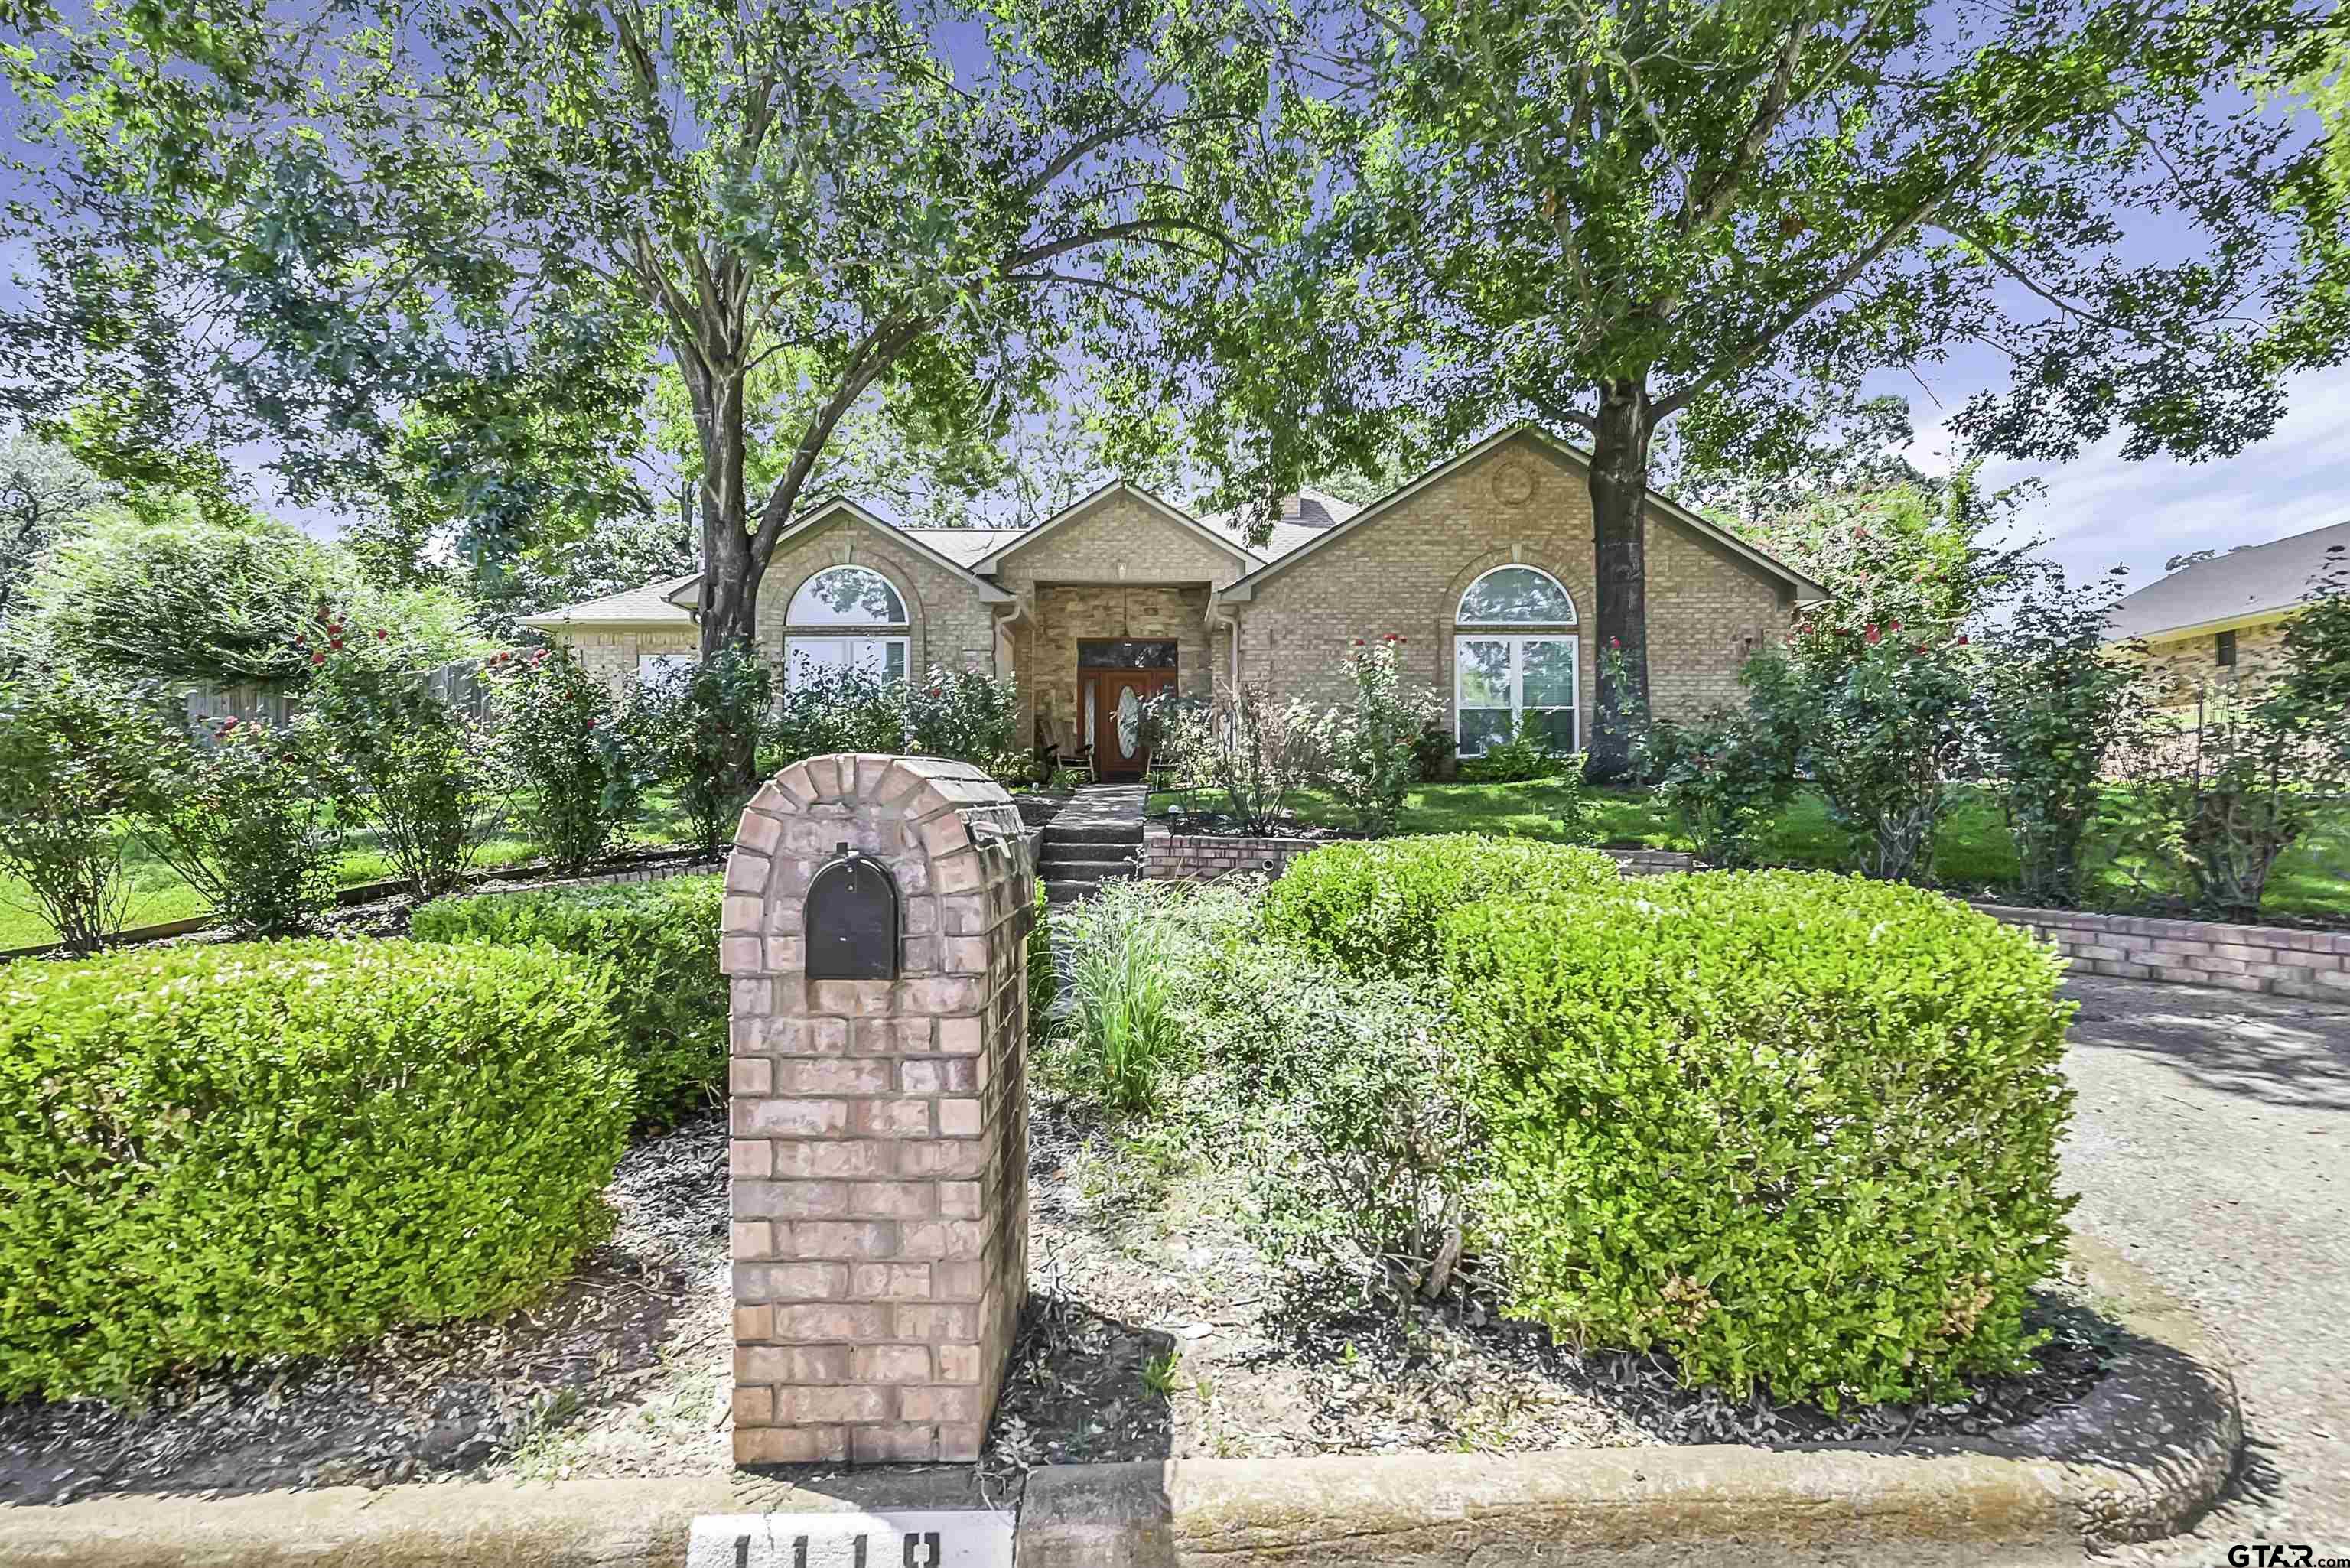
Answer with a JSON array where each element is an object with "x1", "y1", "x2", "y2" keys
[
  {"x1": 0, "y1": 1114, "x2": 731, "y2": 1505},
  {"x1": 979, "y1": 1098, "x2": 2114, "y2": 1489}
]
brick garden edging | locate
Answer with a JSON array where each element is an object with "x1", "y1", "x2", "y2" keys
[
  {"x1": 1974, "y1": 902, "x2": 2350, "y2": 1003},
  {"x1": 1142, "y1": 825, "x2": 2350, "y2": 1002}
]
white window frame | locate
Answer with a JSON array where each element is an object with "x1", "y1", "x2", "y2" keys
[
  {"x1": 782, "y1": 635, "x2": 910, "y2": 688},
  {"x1": 636, "y1": 652, "x2": 695, "y2": 685},
  {"x1": 1455, "y1": 564, "x2": 1578, "y2": 627},
  {"x1": 1454, "y1": 634, "x2": 1578, "y2": 756},
  {"x1": 786, "y1": 564, "x2": 908, "y2": 627}
]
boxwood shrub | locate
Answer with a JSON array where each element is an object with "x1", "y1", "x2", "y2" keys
[
  {"x1": 1443, "y1": 870, "x2": 2075, "y2": 1408},
  {"x1": 0, "y1": 940, "x2": 630, "y2": 1399},
  {"x1": 413, "y1": 875, "x2": 724, "y2": 1125},
  {"x1": 1258, "y1": 834, "x2": 1619, "y2": 974}
]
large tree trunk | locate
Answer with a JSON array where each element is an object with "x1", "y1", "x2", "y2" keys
[
  {"x1": 1585, "y1": 376, "x2": 1653, "y2": 782},
  {"x1": 685, "y1": 351, "x2": 763, "y2": 796}
]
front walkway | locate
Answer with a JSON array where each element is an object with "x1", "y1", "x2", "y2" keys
[
  {"x1": 2060, "y1": 974, "x2": 2350, "y2": 1561},
  {"x1": 1037, "y1": 784, "x2": 1146, "y2": 904}
]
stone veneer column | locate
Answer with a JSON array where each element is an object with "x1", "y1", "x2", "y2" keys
[{"x1": 720, "y1": 753, "x2": 1033, "y2": 1464}]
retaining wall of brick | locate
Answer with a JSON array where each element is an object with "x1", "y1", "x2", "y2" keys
[{"x1": 1973, "y1": 903, "x2": 2350, "y2": 1003}]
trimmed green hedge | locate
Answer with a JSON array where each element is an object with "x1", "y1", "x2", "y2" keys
[
  {"x1": 0, "y1": 940, "x2": 629, "y2": 1399},
  {"x1": 1444, "y1": 870, "x2": 2075, "y2": 1408},
  {"x1": 1259, "y1": 834, "x2": 1619, "y2": 974},
  {"x1": 413, "y1": 875, "x2": 724, "y2": 1126}
]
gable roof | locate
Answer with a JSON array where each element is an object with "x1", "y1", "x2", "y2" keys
[
  {"x1": 966, "y1": 480, "x2": 1261, "y2": 573},
  {"x1": 519, "y1": 573, "x2": 698, "y2": 629},
  {"x1": 653, "y1": 499, "x2": 1015, "y2": 612},
  {"x1": 2105, "y1": 519, "x2": 2350, "y2": 642},
  {"x1": 1218, "y1": 425, "x2": 1826, "y2": 602}
]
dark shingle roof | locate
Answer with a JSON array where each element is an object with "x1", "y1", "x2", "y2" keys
[{"x1": 2105, "y1": 519, "x2": 2350, "y2": 641}]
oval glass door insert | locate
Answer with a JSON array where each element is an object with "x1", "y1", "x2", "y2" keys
[{"x1": 1115, "y1": 684, "x2": 1143, "y2": 757}]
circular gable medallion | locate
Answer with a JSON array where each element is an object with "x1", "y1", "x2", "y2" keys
[{"x1": 1490, "y1": 460, "x2": 1538, "y2": 506}]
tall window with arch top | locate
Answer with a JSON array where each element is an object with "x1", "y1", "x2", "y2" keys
[
  {"x1": 1453, "y1": 565, "x2": 1578, "y2": 757},
  {"x1": 783, "y1": 564, "x2": 910, "y2": 687}
]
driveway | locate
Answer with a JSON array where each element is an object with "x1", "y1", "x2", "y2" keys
[{"x1": 2061, "y1": 974, "x2": 2350, "y2": 1563}]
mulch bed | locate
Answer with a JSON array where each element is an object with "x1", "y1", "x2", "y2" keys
[
  {"x1": 980, "y1": 1098, "x2": 2111, "y2": 1488},
  {"x1": 0, "y1": 1114, "x2": 730, "y2": 1505}
]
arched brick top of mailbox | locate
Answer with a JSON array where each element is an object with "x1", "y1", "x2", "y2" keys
[{"x1": 719, "y1": 753, "x2": 1029, "y2": 983}]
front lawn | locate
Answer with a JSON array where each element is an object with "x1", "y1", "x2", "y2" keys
[
  {"x1": 1149, "y1": 779, "x2": 2350, "y2": 920},
  {"x1": 0, "y1": 787, "x2": 704, "y2": 951}
]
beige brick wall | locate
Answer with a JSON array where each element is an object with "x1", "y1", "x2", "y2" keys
[
  {"x1": 548, "y1": 625, "x2": 699, "y2": 698},
  {"x1": 756, "y1": 522, "x2": 999, "y2": 682},
  {"x1": 721, "y1": 754, "x2": 1033, "y2": 1465},
  {"x1": 991, "y1": 489, "x2": 1250, "y2": 591},
  {"x1": 2137, "y1": 620, "x2": 2290, "y2": 710},
  {"x1": 1230, "y1": 432, "x2": 1798, "y2": 750}
]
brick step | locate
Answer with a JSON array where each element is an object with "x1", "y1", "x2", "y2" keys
[
  {"x1": 1044, "y1": 869, "x2": 1140, "y2": 902},
  {"x1": 1041, "y1": 823, "x2": 1145, "y2": 847},
  {"x1": 1038, "y1": 847, "x2": 1137, "y2": 872}
]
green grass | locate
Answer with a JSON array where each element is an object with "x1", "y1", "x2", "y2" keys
[
  {"x1": 0, "y1": 787, "x2": 702, "y2": 952},
  {"x1": 1148, "y1": 779, "x2": 2350, "y2": 920}
]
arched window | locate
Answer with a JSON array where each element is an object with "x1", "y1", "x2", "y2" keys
[
  {"x1": 1457, "y1": 564, "x2": 1576, "y2": 625},
  {"x1": 783, "y1": 565, "x2": 909, "y2": 689},
  {"x1": 1454, "y1": 566, "x2": 1577, "y2": 758},
  {"x1": 786, "y1": 564, "x2": 907, "y2": 626}
]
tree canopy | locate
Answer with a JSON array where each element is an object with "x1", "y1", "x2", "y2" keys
[
  {"x1": 1248, "y1": 0, "x2": 2348, "y2": 772},
  {"x1": 0, "y1": 0, "x2": 1311, "y2": 789}
]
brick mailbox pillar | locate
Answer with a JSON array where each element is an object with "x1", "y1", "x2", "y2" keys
[{"x1": 720, "y1": 753, "x2": 1034, "y2": 1465}]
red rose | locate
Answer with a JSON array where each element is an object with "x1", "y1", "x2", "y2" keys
[
  {"x1": 1956, "y1": 634, "x2": 1970, "y2": 646},
  {"x1": 1913, "y1": 643, "x2": 1928, "y2": 655},
  {"x1": 311, "y1": 650, "x2": 326, "y2": 665},
  {"x1": 1607, "y1": 636, "x2": 1620, "y2": 649},
  {"x1": 330, "y1": 638, "x2": 343, "y2": 650},
  {"x1": 1352, "y1": 639, "x2": 1364, "y2": 646},
  {"x1": 1889, "y1": 619, "x2": 1902, "y2": 633},
  {"x1": 375, "y1": 629, "x2": 387, "y2": 642},
  {"x1": 1865, "y1": 626, "x2": 1882, "y2": 646}
]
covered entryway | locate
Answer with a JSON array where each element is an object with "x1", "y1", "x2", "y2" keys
[{"x1": 1078, "y1": 639, "x2": 1178, "y2": 781}]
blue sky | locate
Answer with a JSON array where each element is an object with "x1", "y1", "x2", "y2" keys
[{"x1": 1893, "y1": 358, "x2": 2350, "y2": 590}]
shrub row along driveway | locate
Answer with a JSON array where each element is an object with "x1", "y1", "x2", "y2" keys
[{"x1": 2061, "y1": 974, "x2": 2350, "y2": 1563}]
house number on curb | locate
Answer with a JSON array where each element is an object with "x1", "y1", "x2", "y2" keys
[{"x1": 685, "y1": 1511, "x2": 1013, "y2": 1568}]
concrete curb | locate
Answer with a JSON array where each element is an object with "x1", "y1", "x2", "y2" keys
[
  {"x1": 1014, "y1": 1234, "x2": 2244, "y2": 1567},
  {"x1": 0, "y1": 1235, "x2": 2236, "y2": 1566}
]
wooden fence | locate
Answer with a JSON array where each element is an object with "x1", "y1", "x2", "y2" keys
[{"x1": 182, "y1": 659, "x2": 491, "y2": 734}]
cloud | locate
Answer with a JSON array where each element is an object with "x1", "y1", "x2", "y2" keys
[{"x1": 1902, "y1": 363, "x2": 2350, "y2": 588}]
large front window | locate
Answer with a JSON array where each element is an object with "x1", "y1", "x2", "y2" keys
[
  {"x1": 784, "y1": 636, "x2": 908, "y2": 687},
  {"x1": 1455, "y1": 636, "x2": 1577, "y2": 756},
  {"x1": 1453, "y1": 564, "x2": 1577, "y2": 756}
]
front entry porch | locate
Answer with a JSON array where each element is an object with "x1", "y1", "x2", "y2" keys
[{"x1": 1076, "y1": 639, "x2": 1180, "y2": 781}]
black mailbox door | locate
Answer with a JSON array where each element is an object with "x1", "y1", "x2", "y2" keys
[{"x1": 806, "y1": 846, "x2": 899, "y2": 979}]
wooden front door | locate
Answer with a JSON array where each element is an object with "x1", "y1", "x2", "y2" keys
[{"x1": 1082, "y1": 666, "x2": 1179, "y2": 780}]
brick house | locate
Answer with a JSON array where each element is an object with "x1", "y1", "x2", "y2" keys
[
  {"x1": 523, "y1": 426, "x2": 1825, "y2": 780},
  {"x1": 2104, "y1": 518, "x2": 2350, "y2": 708}
]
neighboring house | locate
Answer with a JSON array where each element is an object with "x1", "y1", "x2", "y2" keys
[
  {"x1": 522, "y1": 425, "x2": 1824, "y2": 781},
  {"x1": 2104, "y1": 519, "x2": 2350, "y2": 701}
]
